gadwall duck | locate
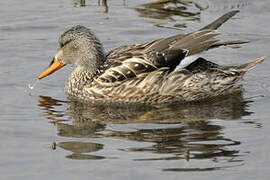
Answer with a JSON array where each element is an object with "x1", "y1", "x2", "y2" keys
[{"x1": 38, "y1": 11, "x2": 265, "y2": 104}]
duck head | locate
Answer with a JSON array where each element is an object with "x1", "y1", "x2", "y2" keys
[{"x1": 38, "y1": 25, "x2": 105, "y2": 79}]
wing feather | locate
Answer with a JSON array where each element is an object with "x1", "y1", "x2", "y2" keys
[{"x1": 96, "y1": 30, "x2": 223, "y2": 84}]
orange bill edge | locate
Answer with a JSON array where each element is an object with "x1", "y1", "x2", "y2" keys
[{"x1": 38, "y1": 59, "x2": 65, "y2": 79}]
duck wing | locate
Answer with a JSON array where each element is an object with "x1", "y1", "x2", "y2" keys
[
  {"x1": 97, "y1": 29, "x2": 219, "y2": 83},
  {"x1": 94, "y1": 10, "x2": 245, "y2": 84}
]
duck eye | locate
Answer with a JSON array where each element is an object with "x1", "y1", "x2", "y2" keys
[{"x1": 60, "y1": 40, "x2": 71, "y2": 48}]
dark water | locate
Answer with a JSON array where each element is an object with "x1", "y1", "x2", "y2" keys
[{"x1": 1, "y1": 0, "x2": 270, "y2": 179}]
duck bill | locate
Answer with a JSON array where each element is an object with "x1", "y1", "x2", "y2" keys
[{"x1": 38, "y1": 58, "x2": 65, "y2": 79}]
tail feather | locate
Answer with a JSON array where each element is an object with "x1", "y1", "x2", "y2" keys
[
  {"x1": 200, "y1": 10, "x2": 239, "y2": 30},
  {"x1": 172, "y1": 30, "x2": 220, "y2": 50},
  {"x1": 237, "y1": 56, "x2": 265, "y2": 75},
  {"x1": 211, "y1": 39, "x2": 249, "y2": 48},
  {"x1": 145, "y1": 11, "x2": 250, "y2": 71},
  {"x1": 146, "y1": 10, "x2": 239, "y2": 53}
]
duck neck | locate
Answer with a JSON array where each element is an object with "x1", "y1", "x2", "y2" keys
[
  {"x1": 65, "y1": 31, "x2": 106, "y2": 97},
  {"x1": 65, "y1": 66, "x2": 98, "y2": 97}
]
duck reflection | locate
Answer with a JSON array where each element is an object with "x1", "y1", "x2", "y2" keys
[
  {"x1": 72, "y1": 0, "x2": 108, "y2": 13},
  {"x1": 72, "y1": 0, "x2": 86, "y2": 7},
  {"x1": 38, "y1": 95, "x2": 252, "y2": 164},
  {"x1": 134, "y1": 0, "x2": 207, "y2": 22},
  {"x1": 134, "y1": 0, "x2": 249, "y2": 22},
  {"x1": 58, "y1": 141, "x2": 105, "y2": 160},
  {"x1": 98, "y1": 0, "x2": 108, "y2": 13}
]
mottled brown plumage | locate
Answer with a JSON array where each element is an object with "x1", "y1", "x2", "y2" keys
[{"x1": 38, "y1": 10, "x2": 265, "y2": 104}]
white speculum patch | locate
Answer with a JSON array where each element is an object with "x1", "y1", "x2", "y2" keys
[{"x1": 177, "y1": 55, "x2": 199, "y2": 69}]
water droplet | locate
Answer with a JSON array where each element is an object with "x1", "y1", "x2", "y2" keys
[{"x1": 28, "y1": 79, "x2": 39, "y2": 90}]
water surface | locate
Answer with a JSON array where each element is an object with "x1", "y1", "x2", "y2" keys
[{"x1": 1, "y1": 0, "x2": 270, "y2": 179}]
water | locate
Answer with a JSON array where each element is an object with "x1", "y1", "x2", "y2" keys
[
  {"x1": 1, "y1": 0, "x2": 270, "y2": 179},
  {"x1": 28, "y1": 79, "x2": 39, "y2": 90}
]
